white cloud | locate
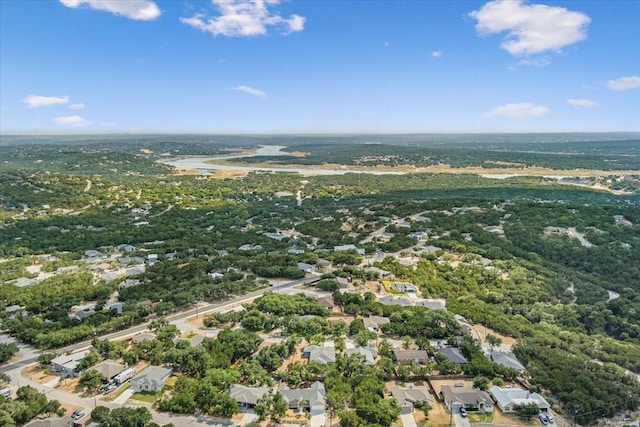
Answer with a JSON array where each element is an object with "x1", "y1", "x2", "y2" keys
[
  {"x1": 517, "y1": 57, "x2": 551, "y2": 67},
  {"x1": 485, "y1": 102, "x2": 550, "y2": 118},
  {"x1": 469, "y1": 0, "x2": 590, "y2": 56},
  {"x1": 69, "y1": 102, "x2": 86, "y2": 110},
  {"x1": 59, "y1": 0, "x2": 160, "y2": 21},
  {"x1": 23, "y1": 95, "x2": 70, "y2": 108},
  {"x1": 567, "y1": 99, "x2": 598, "y2": 108},
  {"x1": 53, "y1": 115, "x2": 91, "y2": 127},
  {"x1": 232, "y1": 85, "x2": 268, "y2": 99},
  {"x1": 431, "y1": 50, "x2": 442, "y2": 58},
  {"x1": 607, "y1": 76, "x2": 640, "y2": 91},
  {"x1": 180, "y1": 0, "x2": 305, "y2": 37}
]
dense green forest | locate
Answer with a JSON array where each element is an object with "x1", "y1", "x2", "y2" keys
[{"x1": 1, "y1": 136, "x2": 639, "y2": 424}]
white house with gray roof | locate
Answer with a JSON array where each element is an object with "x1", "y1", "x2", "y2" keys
[
  {"x1": 303, "y1": 345, "x2": 336, "y2": 365},
  {"x1": 346, "y1": 347, "x2": 377, "y2": 365},
  {"x1": 228, "y1": 384, "x2": 271, "y2": 409},
  {"x1": 130, "y1": 366, "x2": 172, "y2": 393},
  {"x1": 486, "y1": 350, "x2": 526, "y2": 373},
  {"x1": 489, "y1": 386, "x2": 550, "y2": 413},
  {"x1": 280, "y1": 381, "x2": 326, "y2": 415},
  {"x1": 50, "y1": 349, "x2": 90, "y2": 377}
]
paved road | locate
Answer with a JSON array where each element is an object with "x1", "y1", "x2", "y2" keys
[{"x1": 1, "y1": 275, "x2": 322, "y2": 374}]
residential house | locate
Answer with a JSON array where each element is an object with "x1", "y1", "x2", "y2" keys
[
  {"x1": 363, "y1": 315, "x2": 390, "y2": 333},
  {"x1": 334, "y1": 244, "x2": 365, "y2": 256},
  {"x1": 89, "y1": 360, "x2": 126, "y2": 382},
  {"x1": 228, "y1": 384, "x2": 271, "y2": 409},
  {"x1": 390, "y1": 383, "x2": 434, "y2": 414},
  {"x1": 120, "y1": 256, "x2": 145, "y2": 266},
  {"x1": 68, "y1": 303, "x2": 97, "y2": 321},
  {"x1": 104, "y1": 302, "x2": 124, "y2": 314},
  {"x1": 239, "y1": 244, "x2": 263, "y2": 251},
  {"x1": 438, "y1": 347, "x2": 468, "y2": 364},
  {"x1": 364, "y1": 266, "x2": 393, "y2": 278},
  {"x1": 454, "y1": 315, "x2": 476, "y2": 339},
  {"x1": 489, "y1": 386, "x2": 550, "y2": 413},
  {"x1": 280, "y1": 381, "x2": 326, "y2": 415},
  {"x1": 147, "y1": 254, "x2": 158, "y2": 265},
  {"x1": 174, "y1": 334, "x2": 205, "y2": 348},
  {"x1": 393, "y1": 349, "x2": 430, "y2": 365},
  {"x1": 130, "y1": 366, "x2": 172, "y2": 393},
  {"x1": 117, "y1": 244, "x2": 137, "y2": 253},
  {"x1": 118, "y1": 279, "x2": 140, "y2": 290},
  {"x1": 265, "y1": 232, "x2": 285, "y2": 241},
  {"x1": 23, "y1": 417, "x2": 73, "y2": 427},
  {"x1": 336, "y1": 277, "x2": 350, "y2": 288},
  {"x1": 440, "y1": 385, "x2": 493, "y2": 413},
  {"x1": 390, "y1": 282, "x2": 418, "y2": 293},
  {"x1": 414, "y1": 299, "x2": 446, "y2": 310},
  {"x1": 409, "y1": 231, "x2": 429, "y2": 240},
  {"x1": 50, "y1": 349, "x2": 90, "y2": 377},
  {"x1": 132, "y1": 332, "x2": 157, "y2": 344},
  {"x1": 297, "y1": 262, "x2": 316, "y2": 273},
  {"x1": 486, "y1": 350, "x2": 526, "y2": 373},
  {"x1": 378, "y1": 295, "x2": 411, "y2": 306},
  {"x1": 346, "y1": 347, "x2": 377, "y2": 365},
  {"x1": 422, "y1": 245, "x2": 442, "y2": 253},
  {"x1": 317, "y1": 259, "x2": 333, "y2": 269},
  {"x1": 316, "y1": 295, "x2": 335, "y2": 310},
  {"x1": 303, "y1": 345, "x2": 336, "y2": 365},
  {"x1": 289, "y1": 247, "x2": 306, "y2": 255}
]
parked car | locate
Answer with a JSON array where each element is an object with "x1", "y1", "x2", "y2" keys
[
  {"x1": 547, "y1": 414, "x2": 555, "y2": 424},
  {"x1": 460, "y1": 408, "x2": 467, "y2": 418},
  {"x1": 71, "y1": 410, "x2": 85, "y2": 420},
  {"x1": 539, "y1": 413, "x2": 549, "y2": 425}
]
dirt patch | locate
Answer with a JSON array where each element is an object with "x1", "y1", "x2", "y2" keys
[
  {"x1": 424, "y1": 401, "x2": 452, "y2": 426},
  {"x1": 493, "y1": 410, "x2": 534, "y2": 425},
  {"x1": 429, "y1": 378, "x2": 474, "y2": 395},
  {"x1": 471, "y1": 324, "x2": 517, "y2": 347},
  {"x1": 22, "y1": 365, "x2": 59, "y2": 385},
  {"x1": 187, "y1": 315, "x2": 206, "y2": 329},
  {"x1": 56, "y1": 376, "x2": 83, "y2": 394}
]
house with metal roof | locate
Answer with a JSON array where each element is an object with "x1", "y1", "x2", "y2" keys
[
  {"x1": 50, "y1": 349, "x2": 90, "y2": 377},
  {"x1": 438, "y1": 347, "x2": 468, "y2": 364},
  {"x1": 489, "y1": 386, "x2": 550, "y2": 413}
]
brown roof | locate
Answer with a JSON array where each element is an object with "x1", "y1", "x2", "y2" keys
[
  {"x1": 24, "y1": 417, "x2": 72, "y2": 427},
  {"x1": 441, "y1": 385, "x2": 493, "y2": 406},
  {"x1": 393, "y1": 349, "x2": 430, "y2": 363},
  {"x1": 90, "y1": 359, "x2": 126, "y2": 379}
]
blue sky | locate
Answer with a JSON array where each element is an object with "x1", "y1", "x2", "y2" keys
[{"x1": 1, "y1": 0, "x2": 639, "y2": 133}]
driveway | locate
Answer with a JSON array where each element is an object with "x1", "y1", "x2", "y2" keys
[
  {"x1": 453, "y1": 413, "x2": 471, "y2": 427},
  {"x1": 400, "y1": 413, "x2": 418, "y2": 427},
  {"x1": 112, "y1": 388, "x2": 135, "y2": 405}
]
